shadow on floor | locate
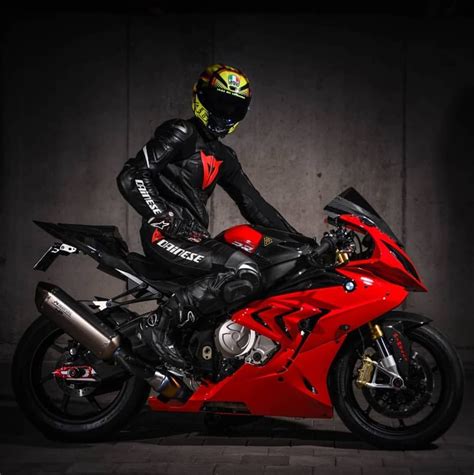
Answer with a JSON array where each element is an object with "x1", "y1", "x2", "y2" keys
[{"x1": 0, "y1": 404, "x2": 438, "y2": 451}]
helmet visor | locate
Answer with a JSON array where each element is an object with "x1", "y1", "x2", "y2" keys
[{"x1": 199, "y1": 88, "x2": 250, "y2": 123}]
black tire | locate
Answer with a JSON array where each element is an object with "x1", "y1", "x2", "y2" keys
[
  {"x1": 329, "y1": 323, "x2": 464, "y2": 449},
  {"x1": 12, "y1": 315, "x2": 150, "y2": 442}
]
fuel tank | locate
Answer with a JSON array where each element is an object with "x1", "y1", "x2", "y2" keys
[
  {"x1": 218, "y1": 225, "x2": 316, "y2": 289},
  {"x1": 219, "y1": 224, "x2": 353, "y2": 303},
  {"x1": 219, "y1": 224, "x2": 309, "y2": 267}
]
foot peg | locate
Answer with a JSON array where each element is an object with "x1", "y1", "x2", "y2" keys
[{"x1": 223, "y1": 279, "x2": 255, "y2": 303}]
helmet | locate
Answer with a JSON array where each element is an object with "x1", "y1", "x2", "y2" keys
[{"x1": 192, "y1": 64, "x2": 251, "y2": 137}]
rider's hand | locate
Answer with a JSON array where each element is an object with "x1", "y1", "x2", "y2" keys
[{"x1": 148, "y1": 213, "x2": 210, "y2": 243}]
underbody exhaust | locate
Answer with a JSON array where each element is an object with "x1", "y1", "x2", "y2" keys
[{"x1": 35, "y1": 282, "x2": 186, "y2": 397}]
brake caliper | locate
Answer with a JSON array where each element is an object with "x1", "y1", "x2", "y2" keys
[{"x1": 356, "y1": 356, "x2": 376, "y2": 388}]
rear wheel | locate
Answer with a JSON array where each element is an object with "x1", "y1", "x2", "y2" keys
[
  {"x1": 12, "y1": 316, "x2": 150, "y2": 441},
  {"x1": 329, "y1": 323, "x2": 464, "y2": 449}
]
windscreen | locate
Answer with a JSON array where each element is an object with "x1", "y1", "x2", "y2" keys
[{"x1": 324, "y1": 188, "x2": 403, "y2": 247}]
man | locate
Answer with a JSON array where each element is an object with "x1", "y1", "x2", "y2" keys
[{"x1": 117, "y1": 64, "x2": 298, "y2": 368}]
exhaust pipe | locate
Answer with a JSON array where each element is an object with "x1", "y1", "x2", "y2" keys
[
  {"x1": 36, "y1": 282, "x2": 121, "y2": 360},
  {"x1": 35, "y1": 282, "x2": 186, "y2": 398}
]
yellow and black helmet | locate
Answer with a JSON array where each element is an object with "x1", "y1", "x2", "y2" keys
[{"x1": 192, "y1": 64, "x2": 251, "y2": 137}]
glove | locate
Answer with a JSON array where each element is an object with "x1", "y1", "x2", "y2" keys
[{"x1": 148, "y1": 212, "x2": 210, "y2": 243}]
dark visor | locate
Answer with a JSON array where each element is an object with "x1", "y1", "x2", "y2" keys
[{"x1": 199, "y1": 88, "x2": 250, "y2": 122}]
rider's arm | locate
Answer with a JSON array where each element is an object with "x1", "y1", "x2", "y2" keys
[
  {"x1": 116, "y1": 119, "x2": 195, "y2": 220},
  {"x1": 218, "y1": 146, "x2": 299, "y2": 234}
]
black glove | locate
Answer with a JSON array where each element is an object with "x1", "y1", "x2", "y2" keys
[{"x1": 148, "y1": 212, "x2": 210, "y2": 243}]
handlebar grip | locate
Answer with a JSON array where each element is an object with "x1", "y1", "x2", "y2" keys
[{"x1": 312, "y1": 238, "x2": 333, "y2": 258}]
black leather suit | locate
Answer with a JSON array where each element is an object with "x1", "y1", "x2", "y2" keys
[{"x1": 117, "y1": 117, "x2": 297, "y2": 321}]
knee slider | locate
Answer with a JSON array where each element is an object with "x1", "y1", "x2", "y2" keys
[{"x1": 222, "y1": 263, "x2": 261, "y2": 303}]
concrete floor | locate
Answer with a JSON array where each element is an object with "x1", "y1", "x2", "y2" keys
[{"x1": 0, "y1": 371, "x2": 472, "y2": 475}]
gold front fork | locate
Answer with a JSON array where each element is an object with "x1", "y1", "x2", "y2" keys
[
  {"x1": 368, "y1": 321, "x2": 384, "y2": 340},
  {"x1": 369, "y1": 321, "x2": 401, "y2": 376},
  {"x1": 335, "y1": 249, "x2": 350, "y2": 266},
  {"x1": 356, "y1": 322, "x2": 389, "y2": 388}
]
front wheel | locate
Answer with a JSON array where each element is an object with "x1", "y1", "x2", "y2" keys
[
  {"x1": 12, "y1": 315, "x2": 150, "y2": 441},
  {"x1": 329, "y1": 322, "x2": 464, "y2": 449}
]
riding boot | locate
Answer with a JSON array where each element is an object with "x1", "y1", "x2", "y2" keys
[
  {"x1": 148, "y1": 269, "x2": 260, "y2": 369},
  {"x1": 150, "y1": 298, "x2": 194, "y2": 369}
]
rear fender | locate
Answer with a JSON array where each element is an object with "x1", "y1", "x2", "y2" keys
[{"x1": 33, "y1": 242, "x2": 79, "y2": 271}]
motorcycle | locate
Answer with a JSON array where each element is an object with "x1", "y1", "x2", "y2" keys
[{"x1": 12, "y1": 188, "x2": 464, "y2": 448}]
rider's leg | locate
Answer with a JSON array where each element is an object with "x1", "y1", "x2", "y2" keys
[{"x1": 140, "y1": 224, "x2": 261, "y2": 368}]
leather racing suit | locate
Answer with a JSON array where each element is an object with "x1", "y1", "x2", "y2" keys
[{"x1": 117, "y1": 117, "x2": 297, "y2": 366}]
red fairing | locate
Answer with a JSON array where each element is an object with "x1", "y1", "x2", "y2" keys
[
  {"x1": 148, "y1": 210, "x2": 423, "y2": 418},
  {"x1": 339, "y1": 214, "x2": 427, "y2": 292},
  {"x1": 148, "y1": 274, "x2": 408, "y2": 418},
  {"x1": 222, "y1": 224, "x2": 263, "y2": 254}
]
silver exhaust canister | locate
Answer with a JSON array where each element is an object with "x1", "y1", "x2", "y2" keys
[
  {"x1": 35, "y1": 282, "x2": 121, "y2": 360},
  {"x1": 35, "y1": 282, "x2": 188, "y2": 399}
]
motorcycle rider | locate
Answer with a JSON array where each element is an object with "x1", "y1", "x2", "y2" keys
[{"x1": 117, "y1": 64, "x2": 298, "y2": 368}]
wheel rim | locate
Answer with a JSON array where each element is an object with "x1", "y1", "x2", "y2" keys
[
  {"x1": 345, "y1": 329, "x2": 447, "y2": 435},
  {"x1": 29, "y1": 326, "x2": 131, "y2": 424}
]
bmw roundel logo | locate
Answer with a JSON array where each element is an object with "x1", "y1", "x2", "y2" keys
[{"x1": 344, "y1": 281, "x2": 356, "y2": 292}]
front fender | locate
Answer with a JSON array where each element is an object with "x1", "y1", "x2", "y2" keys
[
  {"x1": 376, "y1": 311, "x2": 432, "y2": 379},
  {"x1": 377, "y1": 310, "x2": 432, "y2": 331}
]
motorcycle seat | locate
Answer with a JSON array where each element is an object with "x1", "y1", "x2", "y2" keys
[
  {"x1": 126, "y1": 253, "x2": 193, "y2": 291},
  {"x1": 127, "y1": 252, "x2": 174, "y2": 281}
]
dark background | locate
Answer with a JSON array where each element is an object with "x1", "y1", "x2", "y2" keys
[{"x1": 1, "y1": 4, "x2": 474, "y2": 374}]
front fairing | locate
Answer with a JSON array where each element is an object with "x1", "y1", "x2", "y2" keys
[
  {"x1": 324, "y1": 188, "x2": 403, "y2": 248},
  {"x1": 322, "y1": 188, "x2": 426, "y2": 292},
  {"x1": 339, "y1": 214, "x2": 427, "y2": 292}
]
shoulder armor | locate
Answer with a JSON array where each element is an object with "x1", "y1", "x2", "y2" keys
[{"x1": 154, "y1": 118, "x2": 195, "y2": 141}]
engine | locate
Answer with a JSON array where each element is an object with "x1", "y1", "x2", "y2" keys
[{"x1": 214, "y1": 320, "x2": 278, "y2": 365}]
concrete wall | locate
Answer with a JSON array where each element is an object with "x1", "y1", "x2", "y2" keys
[
  {"x1": 405, "y1": 20, "x2": 474, "y2": 365},
  {"x1": 1, "y1": 12, "x2": 473, "y2": 364}
]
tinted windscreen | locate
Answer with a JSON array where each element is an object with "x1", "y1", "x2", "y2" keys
[{"x1": 324, "y1": 188, "x2": 403, "y2": 247}]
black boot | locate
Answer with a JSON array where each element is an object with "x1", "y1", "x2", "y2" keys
[
  {"x1": 150, "y1": 298, "x2": 196, "y2": 369},
  {"x1": 147, "y1": 270, "x2": 255, "y2": 369}
]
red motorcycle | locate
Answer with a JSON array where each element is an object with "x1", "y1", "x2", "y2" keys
[{"x1": 13, "y1": 188, "x2": 463, "y2": 448}]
